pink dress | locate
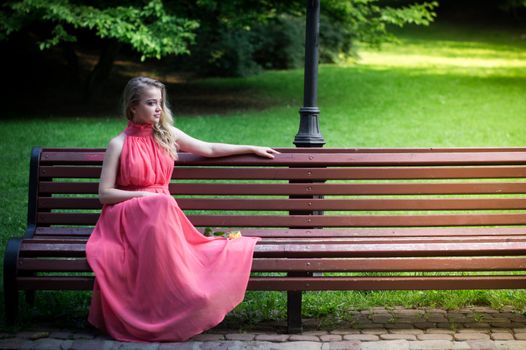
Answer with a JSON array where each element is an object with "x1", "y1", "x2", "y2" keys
[{"x1": 86, "y1": 121, "x2": 260, "y2": 342}]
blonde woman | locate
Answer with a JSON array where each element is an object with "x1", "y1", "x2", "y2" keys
[{"x1": 86, "y1": 76, "x2": 278, "y2": 342}]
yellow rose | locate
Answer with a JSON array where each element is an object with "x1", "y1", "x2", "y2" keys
[{"x1": 227, "y1": 231, "x2": 242, "y2": 239}]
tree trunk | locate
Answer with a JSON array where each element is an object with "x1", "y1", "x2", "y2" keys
[
  {"x1": 61, "y1": 42, "x2": 80, "y2": 85},
  {"x1": 84, "y1": 39, "x2": 121, "y2": 101}
]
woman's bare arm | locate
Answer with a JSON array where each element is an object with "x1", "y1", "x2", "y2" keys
[{"x1": 173, "y1": 127, "x2": 279, "y2": 158}]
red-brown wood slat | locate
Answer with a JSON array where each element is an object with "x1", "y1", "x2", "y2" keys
[
  {"x1": 18, "y1": 258, "x2": 90, "y2": 272},
  {"x1": 40, "y1": 149, "x2": 526, "y2": 166},
  {"x1": 38, "y1": 182, "x2": 526, "y2": 195},
  {"x1": 247, "y1": 276, "x2": 526, "y2": 291},
  {"x1": 251, "y1": 257, "x2": 526, "y2": 272},
  {"x1": 16, "y1": 275, "x2": 526, "y2": 291},
  {"x1": 40, "y1": 165, "x2": 526, "y2": 180},
  {"x1": 37, "y1": 197, "x2": 526, "y2": 211},
  {"x1": 187, "y1": 214, "x2": 526, "y2": 228},
  {"x1": 17, "y1": 257, "x2": 526, "y2": 272},
  {"x1": 36, "y1": 212, "x2": 526, "y2": 227},
  {"x1": 21, "y1": 235, "x2": 526, "y2": 246},
  {"x1": 18, "y1": 277, "x2": 94, "y2": 290},
  {"x1": 32, "y1": 226, "x2": 526, "y2": 239},
  {"x1": 20, "y1": 240, "x2": 526, "y2": 258}
]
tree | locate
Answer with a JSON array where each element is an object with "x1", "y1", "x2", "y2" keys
[
  {"x1": 172, "y1": 0, "x2": 438, "y2": 76},
  {"x1": 0, "y1": 0, "x2": 199, "y2": 98},
  {"x1": 0, "y1": 0, "x2": 438, "y2": 88}
]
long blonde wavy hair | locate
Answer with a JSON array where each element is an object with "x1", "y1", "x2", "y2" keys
[{"x1": 123, "y1": 76, "x2": 178, "y2": 159}]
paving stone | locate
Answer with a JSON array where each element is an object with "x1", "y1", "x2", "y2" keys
[
  {"x1": 288, "y1": 335, "x2": 320, "y2": 342},
  {"x1": 414, "y1": 322, "x2": 437, "y2": 329},
  {"x1": 21, "y1": 338, "x2": 64, "y2": 350},
  {"x1": 69, "y1": 339, "x2": 116, "y2": 350},
  {"x1": 451, "y1": 342, "x2": 471, "y2": 350},
  {"x1": 60, "y1": 340, "x2": 74, "y2": 350},
  {"x1": 408, "y1": 340, "x2": 454, "y2": 350},
  {"x1": 457, "y1": 329, "x2": 490, "y2": 334},
  {"x1": 380, "y1": 333, "x2": 417, "y2": 341},
  {"x1": 319, "y1": 335, "x2": 342, "y2": 342},
  {"x1": 513, "y1": 333, "x2": 526, "y2": 340},
  {"x1": 417, "y1": 334, "x2": 453, "y2": 341},
  {"x1": 157, "y1": 344, "x2": 192, "y2": 350},
  {"x1": 71, "y1": 332, "x2": 96, "y2": 340},
  {"x1": 384, "y1": 323, "x2": 415, "y2": 329},
  {"x1": 49, "y1": 331, "x2": 73, "y2": 340},
  {"x1": 360, "y1": 340, "x2": 410, "y2": 350},
  {"x1": 494, "y1": 340, "x2": 526, "y2": 350},
  {"x1": 463, "y1": 323, "x2": 491, "y2": 329},
  {"x1": 371, "y1": 315, "x2": 394, "y2": 323},
  {"x1": 303, "y1": 331, "x2": 328, "y2": 336},
  {"x1": 190, "y1": 333, "x2": 225, "y2": 341},
  {"x1": 268, "y1": 341, "x2": 322, "y2": 350},
  {"x1": 321, "y1": 341, "x2": 360, "y2": 350},
  {"x1": 454, "y1": 333, "x2": 490, "y2": 341},
  {"x1": 115, "y1": 342, "x2": 160, "y2": 350},
  {"x1": 0, "y1": 338, "x2": 32, "y2": 350},
  {"x1": 490, "y1": 333, "x2": 514, "y2": 340},
  {"x1": 224, "y1": 333, "x2": 255, "y2": 341},
  {"x1": 466, "y1": 340, "x2": 497, "y2": 350},
  {"x1": 361, "y1": 329, "x2": 388, "y2": 335},
  {"x1": 329, "y1": 329, "x2": 360, "y2": 335},
  {"x1": 425, "y1": 329, "x2": 456, "y2": 335},
  {"x1": 342, "y1": 334, "x2": 379, "y2": 341},
  {"x1": 254, "y1": 334, "x2": 290, "y2": 342},
  {"x1": 389, "y1": 329, "x2": 424, "y2": 335}
]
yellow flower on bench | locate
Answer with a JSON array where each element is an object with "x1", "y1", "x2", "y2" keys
[{"x1": 227, "y1": 231, "x2": 242, "y2": 240}]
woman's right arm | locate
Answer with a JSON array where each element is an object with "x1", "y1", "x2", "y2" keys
[{"x1": 98, "y1": 134, "x2": 157, "y2": 205}]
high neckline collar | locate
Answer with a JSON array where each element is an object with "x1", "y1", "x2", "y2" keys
[{"x1": 125, "y1": 121, "x2": 154, "y2": 137}]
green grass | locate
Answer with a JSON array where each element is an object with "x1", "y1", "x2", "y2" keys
[{"x1": 1, "y1": 21, "x2": 526, "y2": 330}]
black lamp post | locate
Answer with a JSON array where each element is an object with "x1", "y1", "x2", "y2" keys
[{"x1": 293, "y1": 0, "x2": 325, "y2": 147}]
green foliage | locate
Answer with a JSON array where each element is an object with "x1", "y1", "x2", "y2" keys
[
  {"x1": 183, "y1": 1, "x2": 438, "y2": 76},
  {"x1": 0, "y1": 0, "x2": 199, "y2": 60}
]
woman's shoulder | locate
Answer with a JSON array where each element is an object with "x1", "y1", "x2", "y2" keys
[{"x1": 106, "y1": 133, "x2": 125, "y2": 154}]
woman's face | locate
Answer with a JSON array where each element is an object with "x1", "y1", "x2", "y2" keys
[{"x1": 131, "y1": 87, "x2": 162, "y2": 125}]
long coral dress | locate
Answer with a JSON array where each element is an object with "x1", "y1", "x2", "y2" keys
[{"x1": 86, "y1": 121, "x2": 260, "y2": 342}]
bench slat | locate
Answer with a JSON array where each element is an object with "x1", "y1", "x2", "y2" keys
[
  {"x1": 36, "y1": 212, "x2": 526, "y2": 226},
  {"x1": 16, "y1": 275, "x2": 526, "y2": 291},
  {"x1": 33, "y1": 226, "x2": 526, "y2": 238},
  {"x1": 19, "y1": 241, "x2": 526, "y2": 258},
  {"x1": 39, "y1": 182, "x2": 526, "y2": 195},
  {"x1": 17, "y1": 257, "x2": 526, "y2": 272},
  {"x1": 21, "y1": 235, "x2": 526, "y2": 246},
  {"x1": 248, "y1": 276, "x2": 526, "y2": 291},
  {"x1": 39, "y1": 165, "x2": 526, "y2": 180},
  {"x1": 38, "y1": 197, "x2": 526, "y2": 211},
  {"x1": 40, "y1": 151, "x2": 526, "y2": 166}
]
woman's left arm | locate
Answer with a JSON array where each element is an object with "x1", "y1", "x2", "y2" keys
[{"x1": 172, "y1": 127, "x2": 280, "y2": 159}]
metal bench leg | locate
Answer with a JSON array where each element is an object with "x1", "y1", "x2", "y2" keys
[
  {"x1": 4, "y1": 238, "x2": 22, "y2": 325},
  {"x1": 287, "y1": 291, "x2": 303, "y2": 333}
]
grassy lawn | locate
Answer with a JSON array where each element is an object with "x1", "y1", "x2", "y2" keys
[{"x1": 1, "y1": 21, "x2": 526, "y2": 329}]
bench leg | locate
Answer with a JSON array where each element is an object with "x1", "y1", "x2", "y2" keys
[
  {"x1": 287, "y1": 291, "x2": 303, "y2": 333},
  {"x1": 3, "y1": 238, "x2": 22, "y2": 325}
]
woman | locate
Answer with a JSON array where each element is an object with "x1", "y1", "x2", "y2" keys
[{"x1": 86, "y1": 76, "x2": 279, "y2": 342}]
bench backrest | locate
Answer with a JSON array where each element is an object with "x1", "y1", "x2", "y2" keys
[{"x1": 30, "y1": 147, "x2": 526, "y2": 238}]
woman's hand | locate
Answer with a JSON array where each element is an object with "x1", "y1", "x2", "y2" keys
[{"x1": 251, "y1": 146, "x2": 280, "y2": 159}]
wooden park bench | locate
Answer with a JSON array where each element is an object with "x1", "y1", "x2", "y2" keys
[{"x1": 4, "y1": 146, "x2": 526, "y2": 332}]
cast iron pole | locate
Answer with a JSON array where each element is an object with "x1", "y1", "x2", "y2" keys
[{"x1": 293, "y1": 0, "x2": 325, "y2": 147}]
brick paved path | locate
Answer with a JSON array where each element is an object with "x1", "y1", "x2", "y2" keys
[{"x1": 2, "y1": 306, "x2": 526, "y2": 349}]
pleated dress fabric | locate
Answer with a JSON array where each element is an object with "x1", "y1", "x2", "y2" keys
[{"x1": 86, "y1": 121, "x2": 259, "y2": 342}]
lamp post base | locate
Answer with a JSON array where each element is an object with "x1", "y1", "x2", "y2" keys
[{"x1": 293, "y1": 107, "x2": 325, "y2": 147}]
